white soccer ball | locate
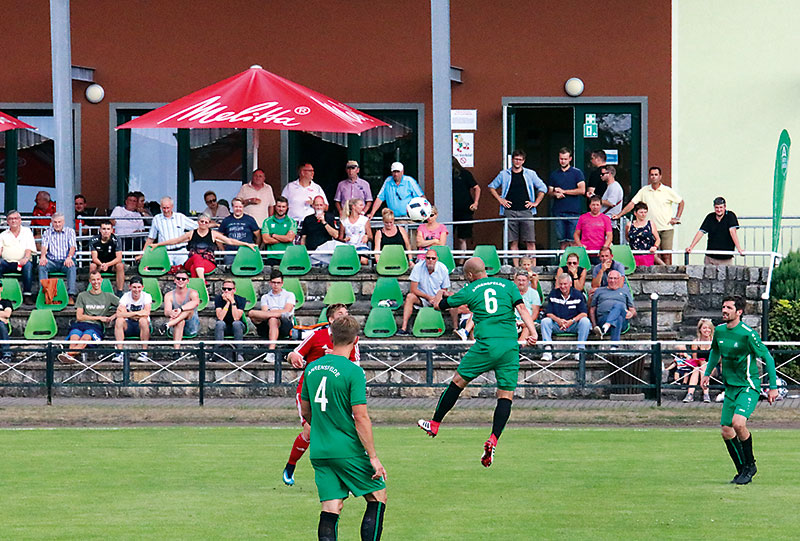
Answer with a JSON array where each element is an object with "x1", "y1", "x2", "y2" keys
[{"x1": 406, "y1": 197, "x2": 433, "y2": 222}]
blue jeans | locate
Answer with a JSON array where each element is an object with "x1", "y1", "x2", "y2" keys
[
  {"x1": 0, "y1": 321, "x2": 9, "y2": 353},
  {"x1": 215, "y1": 320, "x2": 245, "y2": 341},
  {"x1": 599, "y1": 303, "x2": 628, "y2": 341},
  {"x1": 38, "y1": 259, "x2": 77, "y2": 295},
  {"x1": 0, "y1": 259, "x2": 33, "y2": 294},
  {"x1": 541, "y1": 317, "x2": 591, "y2": 348},
  {"x1": 553, "y1": 213, "x2": 579, "y2": 243}
]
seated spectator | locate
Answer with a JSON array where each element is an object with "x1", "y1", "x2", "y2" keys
[
  {"x1": 589, "y1": 270, "x2": 636, "y2": 345},
  {"x1": 301, "y1": 196, "x2": 340, "y2": 266},
  {"x1": 374, "y1": 208, "x2": 413, "y2": 267},
  {"x1": 237, "y1": 169, "x2": 276, "y2": 228},
  {"x1": 74, "y1": 193, "x2": 98, "y2": 232},
  {"x1": 574, "y1": 195, "x2": 612, "y2": 264},
  {"x1": 134, "y1": 191, "x2": 154, "y2": 217},
  {"x1": 57, "y1": 271, "x2": 119, "y2": 364},
  {"x1": 31, "y1": 190, "x2": 56, "y2": 239},
  {"x1": 202, "y1": 190, "x2": 230, "y2": 220},
  {"x1": 110, "y1": 191, "x2": 146, "y2": 250},
  {"x1": 368, "y1": 161, "x2": 424, "y2": 220},
  {"x1": 518, "y1": 256, "x2": 539, "y2": 289},
  {"x1": 0, "y1": 210, "x2": 37, "y2": 303},
  {"x1": 90, "y1": 220, "x2": 125, "y2": 294},
  {"x1": 163, "y1": 270, "x2": 200, "y2": 349},
  {"x1": 113, "y1": 276, "x2": 152, "y2": 362},
  {"x1": 514, "y1": 269, "x2": 541, "y2": 341},
  {"x1": 555, "y1": 252, "x2": 587, "y2": 292},
  {"x1": 590, "y1": 247, "x2": 627, "y2": 291},
  {"x1": 214, "y1": 279, "x2": 247, "y2": 360},
  {"x1": 541, "y1": 273, "x2": 592, "y2": 359},
  {"x1": 38, "y1": 212, "x2": 78, "y2": 303},
  {"x1": 0, "y1": 281, "x2": 13, "y2": 360},
  {"x1": 142, "y1": 197, "x2": 197, "y2": 270},
  {"x1": 152, "y1": 214, "x2": 256, "y2": 280},
  {"x1": 283, "y1": 163, "x2": 328, "y2": 223},
  {"x1": 339, "y1": 198, "x2": 372, "y2": 264},
  {"x1": 262, "y1": 196, "x2": 298, "y2": 265},
  {"x1": 334, "y1": 160, "x2": 373, "y2": 215},
  {"x1": 625, "y1": 202, "x2": 662, "y2": 266},
  {"x1": 689, "y1": 318, "x2": 714, "y2": 403},
  {"x1": 415, "y1": 205, "x2": 447, "y2": 261},
  {"x1": 686, "y1": 196, "x2": 745, "y2": 266},
  {"x1": 218, "y1": 198, "x2": 261, "y2": 265},
  {"x1": 249, "y1": 270, "x2": 296, "y2": 352},
  {"x1": 397, "y1": 249, "x2": 457, "y2": 335}
]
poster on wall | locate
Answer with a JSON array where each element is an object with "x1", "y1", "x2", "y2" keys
[
  {"x1": 451, "y1": 109, "x2": 477, "y2": 131},
  {"x1": 453, "y1": 132, "x2": 474, "y2": 167}
]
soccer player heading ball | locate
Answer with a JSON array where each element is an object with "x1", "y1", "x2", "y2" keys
[
  {"x1": 700, "y1": 295, "x2": 778, "y2": 485},
  {"x1": 418, "y1": 257, "x2": 538, "y2": 467}
]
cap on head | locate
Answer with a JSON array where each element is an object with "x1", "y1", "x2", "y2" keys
[
  {"x1": 346, "y1": 160, "x2": 359, "y2": 168},
  {"x1": 390, "y1": 161, "x2": 404, "y2": 172}
]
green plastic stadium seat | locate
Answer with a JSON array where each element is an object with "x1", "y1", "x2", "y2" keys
[
  {"x1": 376, "y1": 245, "x2": 409, "y2": 276},
  {"x1": 35, "y1": 278, "x2": 68, "y2": 311},
  {"x1": 279, "y1": 245, "x2": 312, "y2": 276},
  {"x1": 364, "y1": 307, "x2": 397, "y2": 338},
  {"x1": 559, "y1": 246, "x2": 591, "y2": 270},
  {"x1": 101, "y1": 278, "x2": 115, "y2": 294},
  {"x1": 318, "y1": 309, "x2": 329, "y2": 324},
  {"x1": 412, "y1": 307, "x2": 445, "y2": 338},
  {"x1": 1, "y1": 278, "x2": 23, "y2": 310},
  {"x1": 328, "y1": 245, "x2": 362, "y2": 276},
  {"x1": 370, "y1": 277, "x2": 403, "y2": 310},
  {"x1": 187, "y1": 278, "x2": 209, "y2": 312},
  {"x1": 283, "y1": 277, "x2": 305, "y2": 309},
  {"x1": 473, "y1": 245, "x2": 501, "y2": 275},
  {"x1": 432, "y1": 245, "x2": 456, "y2": 274},
  {"x1": 323, "y1": 282, "x2": 355, "y2": 305},
  {"x1": 142, "y1": 278, "x2": 163, "y2": 311},
  {"x1": 234, "y1": 277, "x2": 257, "y2": 311},
  {"x1": 138, "y1": 246, "x2": 171, "y2": 276},
  {"x1": 231, "y1": 246, "x2": 264, "y2": 276},
  {"x1": 24, "y1": 309, "x2": 58, "y2": 340},
  {"x1": 611, "y1": 245, "x2": 637, "y2": 276}
]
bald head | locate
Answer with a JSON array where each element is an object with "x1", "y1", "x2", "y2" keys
[{"x1": 462, "y1": 257, "x2": 487, "y2": 282}]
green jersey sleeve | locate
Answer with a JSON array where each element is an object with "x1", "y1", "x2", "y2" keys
[
  {"x1": 748, "y1": 329, "x2": 777, "y2": 388},
  {"x1": 349, "y1": 366, "x2": 367, "y2": 407}
]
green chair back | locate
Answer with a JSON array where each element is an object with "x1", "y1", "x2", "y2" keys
[
  {"x1": 224, "y1": 314, "x2": 251, "y2": 338},
  {"x1": 187, "y1": 278, "x2": 209, "y2": 312},
  {"x1": 364, "y1": 307, "x2": 397, "y2": 338},
  {"x1": 412, "y1": 307, "x2": 446, "y2": 337},
  {"x1": 283, "y1": 277, "x2": 305, "y2": 309},
  {"x1": 138, "y1": 246, "x2": 171, "y2": 276},
  {"x1": 611, "y1": 244, "x2": 637, "y2": 276},
  {"x1": 101, "y1": 278, "x2": 115, "y2": 294},
  {"x1": 323, "y1": 282, "x2": 355, "y2": 305},
  {"x1": 233, "y1": 277, "x2": 257, "y2": 311},
  {"x1": 142, "y1": 278, "x2": 163, "y2": 311},
  {"x1": 473, "y1": 245, "x2": 501, "y2": 276},
  {"x1": 432, "y1": 245, "x2": 456, "y2": 274},
  {"x1": 328, "y1": 245, "x2": 362, "y2": 276},
  {"x1": 318, "y1": 309, "x2": 329, "y2": 324},
  {"x1": 1, "y1": 278, "x2": 23, "y2": 310},
  {"x1": 279, "y1": 245, "x2": 312, "y2": 276},
  {"x1": 231, "y1": 246, "x2": 264, "y2": 276},
  {"x1": 559, "y1": 246, "x2": 591, "y2": 270},
  {"x1": 35, "y1": 278, "x2": 68, "y2": 311},
  {"x1": 24, "y1": 309, "x2": 58, "y2": 340},
  {"x1": 370, "y1": 277, "x2": 403, "y2": 309},
  {"x1": 376, "y1": 245, "x2": 408, "y2": 276},
  {"x1": 536, "y1": 281, "x2": 544, "y2": 304}
]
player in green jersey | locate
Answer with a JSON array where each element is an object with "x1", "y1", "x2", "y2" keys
[
  {"x1": 301, "y1": 316, "x2": 387, "y2": 541},
  {"x1": 700, "y1": 296, "x2": 777, "y2": 485},
  {"x1": 417, "y1": 257, "x2": 538, "y2": 467}
]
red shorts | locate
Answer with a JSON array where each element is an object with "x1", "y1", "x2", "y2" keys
[{"x1": 184, "y1": 254, "x2": 216, "y2": 277}]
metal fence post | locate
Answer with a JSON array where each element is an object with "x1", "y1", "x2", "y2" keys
[
  {"x1": 578, "y1": 349, "x2": 586, "y2": 390},
  {"x1": 502, "y1": 217, "x2": 508, "y2": 262},
  {"x1": 652, "y1": 342, "x2": 662, "y2": 406},
  {"x1": 46, "y1": 342, "x2": 54, "y2": 406},
  {"x1": 426, "y1": 350, "x2": 433, "y2": 386},
  {"x1": 275, "y1": 349, "x2": 283, "y2": 385},
  {"x1": 650, "y1": 293, "x2": 659, "y2": 341},
  {"x1": 684, "y1": 250, "x2": 689, "y2": 266},
  {"x1": 198, "y1": 343, "x2": 205, "y2": 406},
  {"x1": 761, "y1": 292, "x2": 770, "y2": 341}
]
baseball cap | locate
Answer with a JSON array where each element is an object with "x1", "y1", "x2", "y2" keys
[
  {"x1": 346, "y1": 160, "x2": 359, "y2": 168},
  {"x1": 129, "y1": 276, "x2": 143, "y2": 285},
  {"x1": 390, "y1": 161, "x2": 404, "y2": 172}
]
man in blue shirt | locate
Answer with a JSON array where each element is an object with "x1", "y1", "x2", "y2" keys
[
  {"x1": 397, "y1": 249, "x2": 456, "y2": 335},
  {"x1": 548, "y1": 147, "x2": 586, "y2": 250},
  {"x1": 541, "y1": 273, "x2": 591, "y2": 360},
  {"x1": 590, "y1": 270, "x2": 636, "y2": 344},
  {"x1": 369, "y1": 161, "x2": 424, "y2": 220}
]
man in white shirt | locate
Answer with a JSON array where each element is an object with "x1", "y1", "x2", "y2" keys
[
  {"x1": 397, "y1": 249, "x2": 457, "y2": 335},
  {"x1": 113, "y1": 276, "x2": 152, "y2": 362},
  {"x1": 142, "y1": 196, "x2": 197, "y2": 268},
  {"x1": 110, "y1": 192, "x2": 147, "y2": 250},
  {"x1": 0, "y1": 210, "x2": 37, "y2": 302},
  {"x1": 249, "y1": 269, "x2": 296, "y2": 351},
  {"x1": 600, "y1": 166, "x2": 624, "y2": 218},
  {"x1": 282, "y1": 162, "x2": 328, "y2": 223},
  {"x1": 236, "y1": 169, "x2": 275, "y2": 228}
]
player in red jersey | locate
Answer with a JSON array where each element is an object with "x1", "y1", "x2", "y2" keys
[{"x1": 282, "y1": 303, "x2": 360, "y2": 486}]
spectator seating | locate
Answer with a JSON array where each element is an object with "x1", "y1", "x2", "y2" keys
[
  {"x1": 24, "y1": 309, "x2": 58, "y2": 339},
  {"x1": 323, "y1": 282, "x2": 356, "y2": 305},
  {"x1": 611, "y1": 244, "x2": 637, "y2": 275},
  {"x1": 138, "y1": 246, "x2": 171, "y2": 276},
  {"x1": 187, "y1": 278, "x2": 209, "y2": 312},
  {"x1": 279, "y1": 245, "x2": 312, "y2": 276},
  {"x1": 473, "y1": 245, "x2": 501, "y2": 275},
  {"x1": 328, "y1": 245, "x2": 361, "y2": 276},
  {"x1": 370, "y1": 277, "x2": 403, "y2": 309},
  {"x1": 142, "y1": 277, "x2": 163, "y2": 311},
  {"x1": 559, "y1": 246, "x2": 591, "y2": 269},
  {"x1": 283, "y1": 277, "x2": 305, "y2": 309},
  {"x1": 432, "y1": 245, "x2": 456, "y2": 274},
  {"x1": 376, "y1": 245, "x2": 409, "y2": 276},
  {"x1": 364, "y1": 307, "x2": 397, "y2": 337},
  {"x1": 101, "y1": 278, "x2": 115, "y2": 294},
  {"x1": 35, "y1": 278, "x2": 68, "y2": 311},
  {"x1": 231, "y1": 246, "x2": 264, "y2": 276},
  {"x1": 412, "y1": 307, "x2": 445, "y2": 338},
  {"x1": 233, "y1": 277, "x2": 257, "y2": 310},
  {"x1": 1, "y1": 278, "x2": 23, "y2": 310}
]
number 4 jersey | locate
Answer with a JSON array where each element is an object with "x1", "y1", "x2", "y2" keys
[
  {"x1": 301, "y1": 353, "x2": 369, "y2": 460},
  {"x1": 443, "y1": 276, "x2": 523, "y2": 342}
]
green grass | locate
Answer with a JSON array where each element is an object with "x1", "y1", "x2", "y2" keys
[{"x1": 1, "y1": 426, "x2": 798, "y2": 539}]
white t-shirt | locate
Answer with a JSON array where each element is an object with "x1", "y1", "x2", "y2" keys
[
  {"x1": 119, "y1": 291, "x2": 153, "y2": 312},
  {"x1": 602, "y1": 181, "x2": 624, "y2": 217},
  {"x1": 110, "y1": 207, "x2": 145, "y2": 236},
  {"x1": 259, "y1": 289, "x2": 296, "y2": 315},
  {"x1": 342, "y1": 215, "x2": 369, "y2": 246},
  {"x1": 0, "y1": 226, "x2": 37, "y2": 262},
  {"x1": 282, "y1": 180, "x2": 329, "y2": 223}
]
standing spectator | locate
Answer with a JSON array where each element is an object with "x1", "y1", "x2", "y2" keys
[
  {"x1": 626, "y1": 202, "x2": 662, "y2": 266},
  {"x1": 590, "y1": 270, "x2": 636, "y2": 345},
  {"x1": 599, "y1": 165, "x2": 624, "y2": 217},
  {"x1": 38, "y1": 212, "x2": 78, "y2": 303},
  {"x1": 555, "y1": 252, "x2": 588, "y2": 292},
  {"x1": 90, "y1": 220, "x2": 125, "y2": 294},
  {"x1": 202, "y1": 190, "x2": 230, "y2": 220},
  {"x1": 338, "y1": 198, "x2": 372, "y2": 264},
  {"x1": 488, "y1": 149, "x2": 547, "y2": 266},
  {"x1": 57, "y1": 271, "x2": 119, "y2": 364},
  {"x1": 548, "y1": 147, "x2": 585, "y2": 250},
  {"x1": 613, "y1": 166, "x2": 684, "y2": 265},
  {"x1": 368, "y1": 161, "x2": 424, "y2": 220},
  {"x1": 514, "y1": 269, "x2": 541, "y2": 341},
  {"x1": 282, "y1": 163, "x2": 328, "y2": 223},
  {"x1": 397, "y1": 249, "x2": 457, "y2": 336},
  {"x1": 574, "y1": 196, "x2": 612, "y2": 263},
  {"x1": 300, "y1": 196, "x2": 339, "y2": 252},
  {"x1": 334, "y1": 160, "x2": 373, "y2": 215},
  {"x1": 0, "y1": 210, "x2": 37, "y2": 303},
  {"x1": 113, "y1": 276, "x2": 152, "y2": 362},
  {"x1": 249, "y1": 269, "x2": 296, "y2": 352},
  {"x1": 541, "y1": 273, "x2": 592, "y2": 360},
  {"x1": 31, "y1": 190, "x2": 56, "y2": 238},
  {"x1": 218, "y1": 198, "x2": 261, "y2": 265},
  {"x1": 142, "y1": 196, "x2": 197, "y2": 269},
  {"x1": 591, "y1": 247, "x2": 627, "y2": 290},
  {"x1": 110, "y1": 192, "x2": 146, "y2": 250},
  {"x1": 236, "y1": 168, "x2": 276, "y2": 228},
  {"x1": 262, "y1": 196, "x2": 298, "y2": 265},
  {"x1": 0, "y1": 281, "x2": 13, "y2": 360},
  {"x1": 163, "y1": 270, "x2": 200, "y2": 349},
  {"x1": 373, "y1": 208, "x2": 413, "y2": 267},
  {"x1": 214, "y1": 278, "x2": 247, "y2": 360},
  {"x1": 73, "y1": 194, "x2": 97, "y2": 232},
  {"x1": 585, "y1": 149, "x2": 607, "y2": 200},
  {"x1": 415, "y1": 205, "x2": 447, "y2": 261},
  {"x1": 452, "y1": 157, "x2": 480, "y2": 254},
  {"x1": 686, "y1": 197, "x2": 745, "y2": 265}
]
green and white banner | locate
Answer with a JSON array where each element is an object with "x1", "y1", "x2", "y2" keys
[{"x1": 773, "y1": 129, "x2": 791, "y2": 253}]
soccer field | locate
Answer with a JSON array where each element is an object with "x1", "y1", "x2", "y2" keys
[{"x1": 1, "y1": 426, "x2": 798, "y2": 540}]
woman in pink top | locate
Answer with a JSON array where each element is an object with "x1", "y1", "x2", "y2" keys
[
  {"x1": 574, "y1": 195, "x2": 612, "y2": 262},
  {"x1": 415, "y1": 205, "x2": 447, "y2": 261}
]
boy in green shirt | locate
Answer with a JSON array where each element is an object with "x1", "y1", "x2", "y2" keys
[{"x1": 701, "y1": 295, "x2": 778, "y2": 485}]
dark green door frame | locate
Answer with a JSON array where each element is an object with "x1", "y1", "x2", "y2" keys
[{"x1": 4, "y1": 129, "x2": 18, "y2": 212}]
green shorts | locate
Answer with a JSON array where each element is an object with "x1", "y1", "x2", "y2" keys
[
  {"x1": 311, "y1": 455, "x2": 386, "y2": 502},
  {"x1": 720, "y1": 387, "x2": 760, "y2": 427},
  {"x1": 457, "y1": 339, "x2": 520, "y2": 391}
]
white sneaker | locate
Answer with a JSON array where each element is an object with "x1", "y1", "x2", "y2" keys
[
  {"x1": 112, "y1": 352, "x2": 124, "y2": 363},
  {"x1": 541, "y1": 347, "x2": 552, "y2": 362},
  {"x1": 592, "y1": 325, "x2": 602, "y2": 337},
  {"x1": 57, "y1": 352, "x2": 78, "y2": 365},
  {"x1": 715, "y1": 391, "x2": 725, "y2": 403},
  {"x1": 454, "y1": 328, "x2": 469, "y2": 341},
  {"x1": 266, "y1": 352, "x2": 276, "y2": 362},
  {"x1": 236, "y1": 353, "x2": 245, "y2": 363},
  {"x1": 138, "y1": 352, "x2": 152, "y2": 362}
]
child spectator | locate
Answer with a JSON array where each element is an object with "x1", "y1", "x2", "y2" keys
[{"x1": 415, "y1": 205, "x2": 447, "y2": 261}]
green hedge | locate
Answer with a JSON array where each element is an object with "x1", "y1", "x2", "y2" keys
[{"x1": 770, "y1": 251, "x2": 800, "y2": 302}]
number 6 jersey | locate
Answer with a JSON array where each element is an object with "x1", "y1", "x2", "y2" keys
[{"x1": 441, "y1": 277, "x2": 523, "y2": 342}]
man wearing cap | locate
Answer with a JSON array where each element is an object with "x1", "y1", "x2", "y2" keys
[
  {"x1": 368, "y1": 161, "x2": 424, "y2": 220},
  {"x1": 334, "y1": 160, "x2": 373, "y2": 216}
]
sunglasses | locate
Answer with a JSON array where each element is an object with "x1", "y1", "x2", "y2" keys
[
  {"x1": 206, "y1": 199, "x2": 216, "y2": 204},
  {"x1": 346, "y1": 165, "x2": 358, "y2": 169},
  {"x1": 270, "y1": 280, "x2": 283, "y2": 285},
  {"x1": 174, "y1": 276, "x2": 188, "y2": 282},
  {"x1": 222, "y1": 287, "x2": 234, "y2": 291},
  {"x1": 425, "y1": 256, "x2": 437, "y2": 260}
]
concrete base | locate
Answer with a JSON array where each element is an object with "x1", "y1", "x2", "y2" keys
[{"x1": 609, "y1": 393, "x2": 645, "y2": 401}]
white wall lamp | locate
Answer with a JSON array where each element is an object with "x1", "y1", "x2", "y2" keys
[{"x1": 564, "y1": 77, "x2": 585, "y2": 97}]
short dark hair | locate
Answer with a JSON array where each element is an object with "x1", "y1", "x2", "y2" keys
[
  {"x1": 591, "y1": 149, "x2": 606, "y2": 160},
  {"x1": 511, "y1": 149, "x2": 526, "y2": 159},
  {"x1": 633, "y1": 201, "x2": 648, "y2": 213},
  {"x1": 599, "y1": 246, "x2": 613, "y2": 256},
  {"x1": 174, "y1": 269, "x2": 189, "y2": 278},
  {"x1": 331, "y1": 315, "x2": 360, "y2": 346},
  {"x1": 558, "y1": 147, "x2": 572, "y2": 156},
  {"x1": 326, "y1": 303, "x2": 347, "y2": 321},
  {"x1": 129, "y1": 276, "x2": 143, "y2": 285},
  {"x1": 723, "y1": 295, "x2": 745, "y2": 313},
  {"x1": 713, "y1": 197, "x2": 726, "y2": 206},
  {"x1": 132, "y1": 191, "x2": 145, "y2": 199},
  {"x1": 589, "y1": 195, "x2": 602, "y2": 204},
  {"x1": 99, "y1": 219, "x2": 113, "y2": 228},
  {"x1": 125, "y1": 191, "x2": 138, "y2": 200},
  {"x1": 74, "y1": 194, "x2": 86, "y2": 203},
  {"x1": 601, "y1": 165, "x2": 616, "y2": 176},
  {"x1": 275, "y1": 196, "x2": 288, "y2": 205},
  {"x1": 649, "y1": 166, "x2": 662, "y2": 175},
  {"x1": 270, "y1": 269, "x2": 283, "y2": 281}
]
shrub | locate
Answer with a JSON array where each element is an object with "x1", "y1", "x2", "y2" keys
[
  {"x1": 768, "y1": 299, "x2": 800, "y2": 380},
  {"x1": 770, "y1": 251, "x2": 800, "y2": 302}
]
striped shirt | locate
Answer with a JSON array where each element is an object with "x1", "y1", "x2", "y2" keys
[
  {"x1": 148, "y1": 212, "x2": 197, "y2": 249},
  {"x1": 42, "y1": 227, "x2": 76, "y2": 261}
]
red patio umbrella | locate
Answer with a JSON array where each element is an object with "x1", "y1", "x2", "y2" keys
[
  {"x1": 117, "y1": 65, "x2": 389, "y2": 133},
  {"x1": 0, "y1": 111, "x2": 36, "y2": 132}
]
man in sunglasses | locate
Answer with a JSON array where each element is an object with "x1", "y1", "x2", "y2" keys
[
  {"x1": 214, "y1": 279, "x2": 247, "y2": 359},
  {"x1": 397, "y1": 249, "x2": 458, "y2": 336},
  {"x1": 202, "y1": 190, "x2": 230, "y2": 220},
  {"x1": 163, "y1": 270, "x2": 200, "y2": 349},
  {"x1": 334, "y1": 160, "x2": 373, "y2": 216}
]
